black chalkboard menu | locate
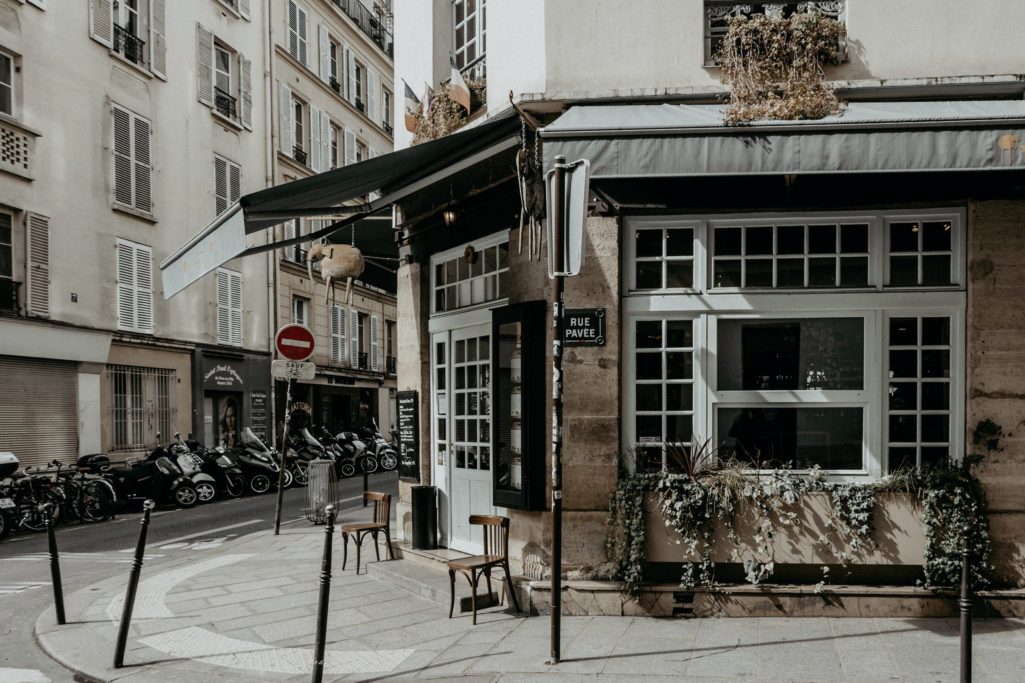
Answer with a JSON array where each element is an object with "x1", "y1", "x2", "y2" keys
[
  {"x1": 396, "y1": 390, "x2": 420, "y2": 482},
  {"x1": 249, "y1": 391, "x2": 268, "y2": 442}
]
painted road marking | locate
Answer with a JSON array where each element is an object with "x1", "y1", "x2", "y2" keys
[
  {"x1": 158, "y1": 534, "x2": 236, "y2": 550},
  {"x1": 119, "y1": 519, "x2": 262, "y2": 552},
  {"x1": 0, "y1": 668, "x2": 50, "y2": 682},
  {"x1": 115, "y1": 553, "x2": 414, "y2": 675},
  {"x1": 0, "y1": 582, "x2": 49, "y2": 596},
  {"x1": 0, "y1": 553, "x2": 161, "y2": 564},
  {"x1": 139, "y1": 627, "x2": 414, "y2": 675},
  {"x1": 106, "y1": 554, "x2": 257, "y2": 621}
]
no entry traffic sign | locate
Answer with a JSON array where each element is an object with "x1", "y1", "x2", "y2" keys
[{"x1": 275, "y1": 324, "x2": 315, "y2": 361}]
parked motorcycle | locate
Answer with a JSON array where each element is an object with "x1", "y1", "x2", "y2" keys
[
  {"x1": 0, "y1": 452, "x2": 19, "y2": 538},
  {"x1": 192, "y1": 443, "x2": 246, "y2": 499},
  {"x1": 285, "y1": 428, "x2": 326, "y2": 486},
  {"x1": 358, "y1": 420, "x2": 398, "y2": 472},
  {"x1": 82, "y1": 450, "x2": 198, "y2": 509},
  {"x1": 318, "y1": 427, "x2": 370, "y2": 478}
]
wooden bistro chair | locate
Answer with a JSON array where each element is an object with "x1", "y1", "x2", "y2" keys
[
  {"x1": 340, "y1": 491, "x2": 394, "y2": 574},
  {"x1": 447, "y1": 515, "x2": 521, "y2": 624}
]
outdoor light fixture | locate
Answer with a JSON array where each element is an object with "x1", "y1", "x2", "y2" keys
[{"x1": 443, "y1": 208, "x2": 458, "y2": 227}]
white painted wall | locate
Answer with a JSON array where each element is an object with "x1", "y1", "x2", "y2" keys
[{"x1": 486, "y1": 0, "x2": 546, "y2": 113}]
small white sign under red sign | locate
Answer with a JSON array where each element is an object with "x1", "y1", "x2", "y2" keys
[{"x1": 275, "y1": 324, "x2": 315, "y2": 361}]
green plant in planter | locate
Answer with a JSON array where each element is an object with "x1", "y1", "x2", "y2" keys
[
  {"x1": 972, "y1": 418, "x2": 1003, "y2": 452},
  {"x1": 717, "y1": 12, "x2": 847, "y2": 124}
]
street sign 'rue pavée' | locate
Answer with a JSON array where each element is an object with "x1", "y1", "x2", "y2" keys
[{"x1": 563, "y1": 308, "x2": 606, "y2": 346}]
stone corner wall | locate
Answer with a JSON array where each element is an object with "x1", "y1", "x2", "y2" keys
[{"x1": 967, "y1": 200, "x2": 1025, "y2": 586}]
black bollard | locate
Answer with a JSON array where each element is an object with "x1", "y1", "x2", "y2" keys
[
  {"x1": 311, "y1": 504, "x2": 336, "y2": 683},
  {"x1": 44, "y1": 503, "x2": 65, "y2": 625},
  {"x1": 960, "y1": 523, "x2": 972, "y2": 683},
  {"x1": 362, "y1": 454, "x2": 369, "y2": 507},
  {"x1": 114, "y1": 499, "x2": 155, "y2": 669}
]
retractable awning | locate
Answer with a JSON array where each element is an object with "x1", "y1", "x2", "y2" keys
[
  {"x1": 540, "y1": 101, "x2": 1025, "y2": 178},
  {"x1": 161, "y1": 110, "x2": 520, "y2": 298}
]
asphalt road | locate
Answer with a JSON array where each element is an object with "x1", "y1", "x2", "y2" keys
[{"x1": 0, "y1": 471, "x2": 399, "y2": 682}]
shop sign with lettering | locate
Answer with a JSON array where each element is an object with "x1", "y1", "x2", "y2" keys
[{"x1": 563, "y1": 308, "x2": 606, "y2": 347}]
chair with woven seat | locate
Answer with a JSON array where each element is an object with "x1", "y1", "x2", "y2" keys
[
  {"x1": 447, "y1": 515, "x2": 521, "y2": 624},
  {"x1": 340, "y1": 491, "x2": 393, "y2": 574}
]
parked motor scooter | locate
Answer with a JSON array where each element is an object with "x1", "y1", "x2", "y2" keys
[
  {"x1": 190, "y1": 441, "x2": 245, "y2": 499},
  {"x1": 83, "y1": 448, "x2": 198, "y2": 509},
  {"x1": 285, "y1": 428, "x2": 326, "y2": 486},
  {"x1": 232, "y1": 427, "x2": 286, "y2": 494},
  {"x1": 158, "y1": 433, "x2": 219, "y2": 503},
  {"x1": 333, "y1": 429, "x2": 374, "y2": 478}
]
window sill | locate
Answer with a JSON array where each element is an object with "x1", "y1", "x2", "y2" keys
[
  {"x1": 277, "y1": 150, "x2": 311, "y2": 173},
  {"x1": 109, "y1": 50, "x2": 156, "y2": 81},
  {"x1": 116, "y1": 325, "x2": 154, "y2": 335},
  {"x1": 113, "y1": 203, "x2": 158, "y2": 224},
  {"x1": 0, "y1": 113, "x2": 42, "y2": 138},
  {"x1": 216, "y1": 0, "x2": 242, "y2": 19},
  {"x1": 212, "y1": 109, "x2": 244, "y2": 132}
]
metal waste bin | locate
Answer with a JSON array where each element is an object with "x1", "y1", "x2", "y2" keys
[
  {"x1": 411, "y1": 485, "x2": 438, "y2": 550},
  {"x1": 304, "y1": 459, "x2": 338, "y2": 524}
]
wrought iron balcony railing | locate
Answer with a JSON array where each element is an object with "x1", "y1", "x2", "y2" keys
[
  {"x1": 329, "y1": 76, "x2": 342, "y2": 95},
  {"x1": 358, "y1": 351, "x2": 369, "y2": 370},
  {"x1": 292, "y1": 145, "x2": 308, "y2": 165},
  {"x1": 460, "y1": 57, "x2": 486, "y2": 83},
  {"x1": 214, "y1": 87, "x2": 237, "y2": 119},
  {"x1": 385, "y1": 355, "x2": 396, "y2": 375},
  {"x1": 355, "y1": 98, "x2": 365, "y2": 113},
  {"x1": 383, "y1": 122, "x2": 393, "y2": 136},
  {"x1": 0, "y1": 279, "x2": 20, "y2": 314},
  {"x1": 114, "y1": 24, "x2": 146, "y2": 65},
  {"x1": 330, "y1": 0, "x2": 394, "y2": 58}
]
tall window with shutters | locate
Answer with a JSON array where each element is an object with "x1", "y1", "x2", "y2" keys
[
  {"x1": 370, "y1": 314, "x2": 380, "y2": 371},
  {"x1": 89, "y1": 0, "x2": 167, "y2": 79},
  {"x1": 216, "y1": 268, "x2": 243, "y2": 346},
  {"x1": 214, "y1": 156, "x2": 241, "y2": 216},
  {"x1": 115, "y1": 239, "x2": 154, "y2": 334},
  {"x1": 196, "y1": 25, "x2": 253, "y2": 130},
  {"x1": 111, "y1": 104, "x2": 152, "y2": 215},
  {"x1": 25, "y1": 213, "x2": 49, "y2": 317},
  {"x1": 287, "y1": 0, "x2": 309, "y2": 66},
  {"x1": 331, "y1": 304, "x2": 347, "y2": 365}
]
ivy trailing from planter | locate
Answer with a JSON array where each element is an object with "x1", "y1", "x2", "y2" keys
[
  {"x1": 607, "y1": 455, "x2": 993, "y2": 596},
  {"x1": 716, "y1": 12, "x2": 847, "y2": 125}
]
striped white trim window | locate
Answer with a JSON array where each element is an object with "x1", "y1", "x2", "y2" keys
[
  {"x1": 112, "y1": 103, "x2": 152, "y2": 214},
  {"x1": 214, "y1": 155, "x2": 241, "y2": 216},
  {"x1": 331, "y1": 303, "x2": 346, "y2": 365},
  {"x1": 216, "y1": 268, "x2": 243, "y2": 346},
  {"x1": 116, "y1": 239, "x2": 154, "y2": 333}
]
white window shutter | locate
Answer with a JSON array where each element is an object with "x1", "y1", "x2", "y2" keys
[
  {"x1": 214, "y1": 156, "x2": 228, "y2": 215},
  {"x1": 239, "y1": 54, "x2": 253, "y2": 130},
  {"x1": 287, "y1": 0, "x2": 299, "y2": 61},
  {"x1": 229, "y1": 161, "x2": 241, "y2": 204},
  {"x1": 27, "y1": 0, "x2": 46, "y2": 9},
  {"x1": 116, "y1": 242, "x2": 136, "y2": 330},
  {"x1": 196, "y1": 24, "x2": 214, "y2": 106},
  {"x1": 284, "y1": 219, "x2": 297, "y2": 261},
  {"x1": 89, "y1": 0, "x2": 113, "y2": 48},
  {"x1": 297, "y1": 5, "x2": 309, "y2": 66},
  {"x1": 239, "y1": 0, "x2": 251, "y2": 21},
  {"x1": 25, "y1": 213, "x2": 50, "y2": 317},
  {"x1": 112, "y1": 106, "x2": 133, "y2": 207},
  {"x1": 309, "y1": 106, "x2": 322, "y2": 172},
  {"x1": 150, "y1": 0, "x2": 167, "y2": 80},
  {"x1": 370, "y1": 314, "x2": 380, "y2": 371},
  {"x1": 133, "y1": 115, "x2": 152, "y2": 213},
  {"x1": 230, "y1": 270, "x2": 243, "y2": 345},
  {"x1": 350, "y1": 309, "x2": 359, "y2": 367},
  {"x1": 331, "y1": 304, "x2": 346, "y2": 364},
  {"x1": 318, "y1": 25, "x2": 330, "y2": 83},
  {"x1": 367, "y1": 68, "x2": 378, "y2": 123},
  {"x1": 320, "y1": 113, "x2": 330, "y2": 173},
  {"x1": 216, "y1": 269, "x2": 230, "y2": 344},
  {"x1": 343, "y1": 128, "x2": 356, "y2": 166},
  {"x1": 278, "y1": 83, "x2": 293, "y2": 155},
  {"x1": 135, "y1": 244, "x2": 154, "y2": 332},
  {"x1": 345, "y1": 47, "x2": 356, "y2": 104}
]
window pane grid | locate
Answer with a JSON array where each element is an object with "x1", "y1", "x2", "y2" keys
[
  {"x1": 433, "y1": 240, "x2": 509, "y2": 313},
  {"x1": 633, "y1": 319, "x2": 694, "y2": 472},
  {"x1": 632, "y1": 227, "x2": 695, "y2": 291},
  {"x1": 887, "y1": 220, "x2": 954, "y2": 287},
  {"x1": 887, "y1": 315, "x2": 953, "y2": 470},
  {"x1": 712, "y1": 223, "x2": 869, "y2": 289}
]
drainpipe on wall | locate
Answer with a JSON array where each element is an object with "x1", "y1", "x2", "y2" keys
[{"x1": 264, "y1": 0, "x2": 280, "y2": 448}]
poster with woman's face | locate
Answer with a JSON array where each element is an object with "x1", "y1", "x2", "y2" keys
[{"x1": 218, "y1": 396, "x2": 240, "y2": 448}]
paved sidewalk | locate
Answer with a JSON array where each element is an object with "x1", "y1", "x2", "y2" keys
[{"x1": 34, "y1": 515, "x2": 1025, "y2": 683}]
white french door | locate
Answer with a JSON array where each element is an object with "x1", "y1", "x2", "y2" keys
[{"x1": 431, "y1": 323, "x2": 495, "y2": 554}]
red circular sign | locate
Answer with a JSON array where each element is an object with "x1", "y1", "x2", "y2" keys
[{"x1": 275, "y1": 324, "x2": 315, "y2": 361}]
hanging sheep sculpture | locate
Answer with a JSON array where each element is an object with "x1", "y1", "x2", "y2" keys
[{"x1": 307, "y1": 242, "x2": 365, "y2": 306}]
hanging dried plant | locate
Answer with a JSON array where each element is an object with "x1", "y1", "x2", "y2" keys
[
  {"x1": 411, "y1": 80, "x2": 488, "y2": 145},
  {"x1": 717, "y1": 12, "x2": 847, "y2": 125}
]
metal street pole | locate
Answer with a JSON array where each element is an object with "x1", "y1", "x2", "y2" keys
[
  {"x1": 311, "y1": 504, "x2": 337, "y2": 683},
  {"x1": 960, "y1": 524, "x2": 973, "y2": 683},
  {"x1": 274, "y1": 376, "x2": 293, "y2": 535},
  {"x1": 114, "y1": 499, "x2": 155, "y2": 668},
  {"x1": 44, "y1": 503, "x2": 65, "y2": 625},
  {"x1": 549, "y1": 155, "x2": 567, "y2": 665}
]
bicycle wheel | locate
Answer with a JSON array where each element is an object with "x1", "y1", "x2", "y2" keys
[
  {"x1": 15, "y1": 488, "x2": 60, "y2": 532},
  {"x1": 79, "y1": 480, "x2": 115, "y2": 522}
]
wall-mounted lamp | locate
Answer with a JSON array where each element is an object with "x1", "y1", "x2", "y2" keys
[{"x1": 443, "y1": 208, "x2": 459, "y2": 227}]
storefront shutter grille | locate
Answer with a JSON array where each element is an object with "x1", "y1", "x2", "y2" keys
[{"x1": 0, "y1": 357, "x2": 77, "y2": 468}]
